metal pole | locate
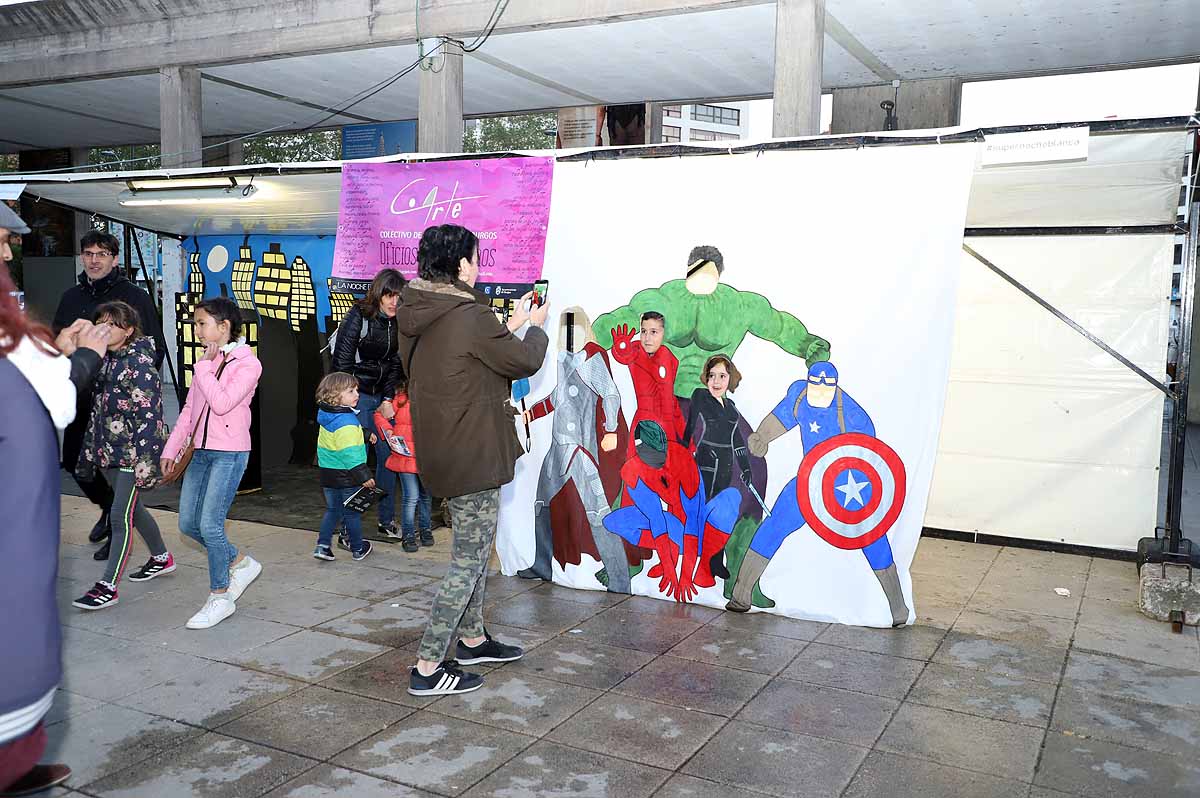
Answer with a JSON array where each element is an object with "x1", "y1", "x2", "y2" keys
[
  {"x1": 130, "y1": 227, "x2": 184, "y2": 407},
  {"x1": 1165, "y1": 119, "x2": 1200, "y2": 551}
]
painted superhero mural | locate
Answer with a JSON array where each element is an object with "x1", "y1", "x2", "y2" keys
[{"x1": 518, "y1": 244, "x2": 911, "y2": 626}]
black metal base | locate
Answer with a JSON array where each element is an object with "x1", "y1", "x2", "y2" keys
[{"x1": 1136, "y1": 535, "x2": 1200, "y2": 571}]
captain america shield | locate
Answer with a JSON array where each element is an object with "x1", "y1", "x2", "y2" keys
[{"x1": 796, "y1": 432, "x2": 907, "y2": 550}]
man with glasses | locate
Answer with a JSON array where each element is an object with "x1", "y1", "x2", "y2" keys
[
  {"x1": 725, "y1": 361, "x2": 907, "y2": 625},
  {"x1": 52, "y1": 231, "x2": 167, "y2": 559}
]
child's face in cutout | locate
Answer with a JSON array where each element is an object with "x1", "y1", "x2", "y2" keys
[
  {"x1": 338, "y1": 385, "x2": 360, "y2": 408},
  {"x1": 640, "y1": 318, "x2": 664, "y2": 356}
]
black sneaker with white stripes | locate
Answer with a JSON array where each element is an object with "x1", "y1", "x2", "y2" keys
[
  {"x1": 128, "y1": 553, "x2": 176, "y2": 582},
  {"x1": 72, "y1": 582, "x2": 118, "y2": 611},
  {"x1": 455, "y1": 631, "x2": 524, "y2": 665},
  {"x1": 408, "y1": 660, "x2": 484, "y2": 697}
]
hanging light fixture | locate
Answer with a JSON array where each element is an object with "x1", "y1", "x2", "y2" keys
[{"x1": 118, "y1": 176, "x2": 259, "y2": 206}]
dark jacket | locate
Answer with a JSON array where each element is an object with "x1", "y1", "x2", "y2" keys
[
  {"x1": 52, "y1": 270, "x2": 167, "y2": 369},
  {"x1": 397, "y1": 278, "x2": 548, "y2": 498},
  {"x1": 77, "y1": 336, "x2": 168, "y2": 490},
  {"x1": 0, "y1": 347, "x2": 101, "y2": 738},
  {"x1": 331, "y1": 304, "x2": 404, "y2": 398},
  {"x1": 316, "y1": 402, "x2": 374, "y2": 488}
]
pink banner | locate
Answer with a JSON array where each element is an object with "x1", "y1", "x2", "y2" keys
[{"x1": 332, "y1": 157, "x2": 555, "y2": 283}]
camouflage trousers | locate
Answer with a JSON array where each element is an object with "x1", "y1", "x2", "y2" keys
[{"x1": 417, "y1": 488, "x2": 500, "y2": 662}]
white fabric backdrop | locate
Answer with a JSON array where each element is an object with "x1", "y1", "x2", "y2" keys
[
  {"x1": 927, "y1": 234, "x2": 1175, "y2": 549},
  {"x1": 496, "y1": 143, "x2": 980, "y2": 626}
]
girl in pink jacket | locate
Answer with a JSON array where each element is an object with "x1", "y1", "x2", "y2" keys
[{"x1": 160, "y1": 297, "x2": 263, "y2": 630}]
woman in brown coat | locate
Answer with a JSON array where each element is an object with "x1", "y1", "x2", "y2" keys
[{"x1": 398, "y1": 223, "x2": 550, "y2": 696}]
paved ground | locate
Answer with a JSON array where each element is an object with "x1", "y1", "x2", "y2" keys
[{"x1": 45, "y1": 494, "x2": 1200, "y2": 798}]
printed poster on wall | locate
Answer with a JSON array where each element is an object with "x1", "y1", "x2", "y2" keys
[
  {"x1": 495, "y1": 143, "x2": 980, "y2": 628},
  {"x1": 331, "y1": 157, "x2": 555, "y2": 294}
]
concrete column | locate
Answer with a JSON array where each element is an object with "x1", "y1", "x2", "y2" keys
[
  {"x1": 202, "y1": 136, "x2": 244, "y2": 167},
  {"x1": 160, "y1": 66, "x2": 202, "y2": 168},
  {"x1": 831, "y1": 78, "x2": 962, "y2": 134},
  {"x1": 772, "y1": 0, "x2": 825, "y2": 138},
  {"x1": 645, "y1": 102, "x2": 664, "y2": 145},
  {"x1": 418, "y1": 38, "x2": 464, "y2": 153}
]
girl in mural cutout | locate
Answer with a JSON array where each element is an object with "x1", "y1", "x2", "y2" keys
[
  {"x1": 71, "y1": 301, "x2": 172, "y2": 613},
  {"x1": 682, "y1": 354, "x2": 752, "y2": 579},
  {"x1": 331, "y1": 268, "x2": 407, "y2": 545},
  {"x1": 160, "y1": 297, "x2": 265, "y2": 630}
]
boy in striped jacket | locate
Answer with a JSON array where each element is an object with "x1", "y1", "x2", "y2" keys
[{"x1": 314, "y1": 372, "x2": 375, "y2": 562}]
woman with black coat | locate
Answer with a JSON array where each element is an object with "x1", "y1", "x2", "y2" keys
[{"x1": 331, "y1": 268, "x2": 407, "y2": 540}]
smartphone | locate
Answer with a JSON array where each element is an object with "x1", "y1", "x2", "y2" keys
[{"x1": 533, "y1": 279, "x2": 549, "y2": 307}]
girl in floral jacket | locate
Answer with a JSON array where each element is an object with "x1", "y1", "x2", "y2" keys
[{"x1": 72, "y1": 300, "x2": 171, "y2": 611}]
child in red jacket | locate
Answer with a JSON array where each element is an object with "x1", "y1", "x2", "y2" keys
[{"x1": 374, "y1": 383, "x2": 433, "y2": 552}]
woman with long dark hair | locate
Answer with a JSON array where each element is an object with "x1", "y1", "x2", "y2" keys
[{"x1": 331, "y1": 268, "x2": 407, "y2": 542}]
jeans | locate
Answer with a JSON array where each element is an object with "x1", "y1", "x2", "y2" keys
[
  {"x1": 356, "y1": 392, "x2": 396, "y2": 526},
  {"x1": 320, "y1": 487, "x2": 365, "y2": 553},
  {"x1": 398, "y1": 472, "x2": 432, "y2": 538},
  {"x1": 178, "y1": 449, "x2": 249, "y2": 591}
]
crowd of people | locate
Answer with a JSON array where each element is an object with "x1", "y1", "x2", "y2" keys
[{"x1": 0, "y1": 206, "x2": 549, "y2": 794}]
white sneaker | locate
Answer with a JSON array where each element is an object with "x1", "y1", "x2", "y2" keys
[
  {"x1": 186, "y1": 593, "x2": 236, "y2": 630},
  {"x1": 227, "y1": 556, "x2": 262, "y2": 602}
]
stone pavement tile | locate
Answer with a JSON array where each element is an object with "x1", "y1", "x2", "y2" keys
[
  {"x1": 666, "y1": 626, "x2": 807, "y2": 675},
  {"x1": 653, "y1": 774, "x2": 768, "y2": 798},
  {"x1": 952, "y1": 606, "x2": 1075, "y2": 650},
  {"x1": 1028, "y1": 788, "x2": 1080, "y2": 798},
  {"x1": 237, "y1": 587, "x2": 371, "y2": 628},
  {"x1": 45, "y1": 704, "x2": 203, "y2": 788},
  {"x1": 526, "y1": 581, "x2": 629, "y2": 608},
  {"x1": 262, "y1": 764, "x2": 439, "y2": 797},
  {"x1": 1035, "y1": 731, "x2": 1200, "y2": 798},
  {"x1": 877, "y1": 703, "x2": 1044, "y2": 782},
  {"x1": 1084, "y1": 558, "x2": 1139, "y2": 603},
  {"x1": 968, "y1": 569, "x2": 1086, "y2": 620},
  {"x1": 229, "y1": 629, "x2": 390, "y2": 682},
  {"x1": 911, "y1": 537, "x2": 1000, "y2": 568},
  {"x1": 911, "y1": 568, "x2": 987, "y2": 603},
  {"x1": 477, "y1": 623, "x2": 558, "y2": 654},
  {"x1": 1063, "y1": 650, "x2": 1200, "y2": 708},
  {"x1": 842, "y1": 750, "x2": 1029, "y2": 798},
  {"x1": 83, "y1": 732, "x2": 315, "y2": 798},
  {"x1": 315, "y1": 599, "x2": 431, "y2": 647},
  {"x1": 44, "y1": 690, "x2": 106, "y2": 726},
  {"x1": 218, "y1": 685, "x2": 413, "y2": 760},
  {"x1": 113, "y1": 660, "x2": 305, "y2": 728},
  {"x1": 503, "y1": 636, "x2": 655, "y2": 690},
  {"x1": 708, "y1": 610, "x2": 829, "y2": 641},
  {"x1": 306, "y1": 565, "x2": 434, "y2": 601},
  {"x1": 1072, "y1": 596, "x2": 1200, "y2": 671},
  {"x1": 1051, "y1": 682, "x2": 1200, "y2": 758},
  {"x1": 815, "y1": 623, "x2": 946, "y2": 661},
  {"x1": 547, "y1": 693, "x2": 726, "y2": 770},
  {"x1": 460, "y1": 740, "x2": 670, "y2": 798},
  {"x1": 237, "y1": 531, "x2": 316, "y2": 562},
  {"x1": 574, "y1": 608, "x2": 703, "y2": 654},
  {"x1": 682, "y1": 720, "x2": 867, "y2": 798},
  {"x1": 319, "y1": 648, "x2": 429, "y2": 708},
  {"x1": 59, "y1": 637, "x2": 207, "y2": 703},
  {"x1": 141, "y1": 614, "x2": 300, "y2": 658},
  {"x1": 370, "y1": 555, "x2": 452, "y2": 581},
  {"x1": 60, "y1": 591, "x2": 195, "y2": 640},
  {"x1": 619, "y1": 595, "x2": 723, "y2": 623},
  {"x1": 480, "y1": 572, "x2": 544, "y2": 601},
  {"x1": 428, "y1": 671, "x2": 602, "y2": 736},
  {"x1": 484, "y1": 593, "x2": 605, "y2": 634},
  {"x1": 909, "y1": 662, "x2": 1055, "y2": 727},
  {"x1": 737, "y1": 678, "x2": 898, "y2": 746},
  {"x1": 992, "y1": 547, "x2": 1091, "y2": 576},
  {"x1": 912, "y1": 597, "x2": 963, "y2": 630},
  {"x1": 781, "y1": 643, "x2": 923, "y2": 700},
  {"x1": 932, "y1": 632, "x2": 1067, "y2": 685},
  {"x1": 332, "y1": 713, "x2": 534, "y2": 796},
  {"x1": 613, "y1": 656, "x2": 769, "y2": 718}
]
